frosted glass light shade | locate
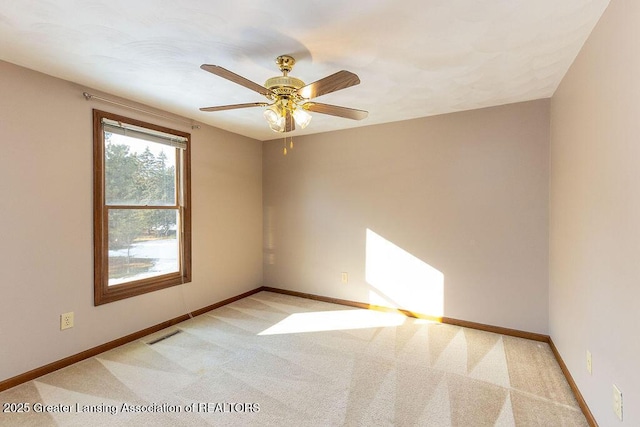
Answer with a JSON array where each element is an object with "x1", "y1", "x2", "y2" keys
[
  {"x1": 293, "y1": 108, "x2": 312, "y2": 129},
  {"x1": 263, "y1": 106, "x2": 281, "y2": 125}
]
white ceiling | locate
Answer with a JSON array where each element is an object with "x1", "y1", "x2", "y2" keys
[{"x1": 0, "y1": 0, "x2": 609, "y2": 141}]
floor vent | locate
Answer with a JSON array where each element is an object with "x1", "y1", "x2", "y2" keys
[{"x1": 146, "y1": 330, "x2": 181, "y2": 345}]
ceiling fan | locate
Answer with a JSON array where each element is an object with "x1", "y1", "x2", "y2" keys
[{"x1": 199, "y1": 55, "x2": 368, "y2": 133}]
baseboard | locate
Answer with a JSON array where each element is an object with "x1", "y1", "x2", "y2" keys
[
  {"x1": 262, "y1": 286, "x2": 596, "y2": 425},
  {"x1": 441, "y1": 316, "x2": 548, "y2": 342},
  {"x1": 548, "y1": 339, "x2": 598, "y2": 427},
  {"x1": 0, "y1": 287, "x2": 263, "y2": 392},
  {"x1": 262, "y1": 286, "x2": 445, "y2": 318},
  {"x1": 262, "y1": 286, "x2": 549, "y2": 341}
]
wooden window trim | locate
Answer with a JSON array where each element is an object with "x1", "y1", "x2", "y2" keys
[{"x1": 93, "y1": 109, "x2": 192, "y2": 305}]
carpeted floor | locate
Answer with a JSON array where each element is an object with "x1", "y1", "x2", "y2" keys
[{"x1": 0, "y1": 291, "x2": 587, "y2": 426}]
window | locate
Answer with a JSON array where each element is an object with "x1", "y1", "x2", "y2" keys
[{"x1": 93, "y1": 110, "x2": 191, "y2": 305}]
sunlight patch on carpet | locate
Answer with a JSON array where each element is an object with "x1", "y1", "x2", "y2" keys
[{"x1": 258, "y1": 309, "x2": 406, "y2": 335}]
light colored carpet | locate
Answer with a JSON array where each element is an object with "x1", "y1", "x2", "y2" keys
[{"x1": 0, "y1": 291, "x2": 587, "y2": 426}]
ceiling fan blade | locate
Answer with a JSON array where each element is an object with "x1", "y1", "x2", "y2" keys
[
  {"x1": 200, "y1": 64, "x2": 273, "y2": 97},
  {"x1": 302, "y1": 102, "x2": 368, "y2": 120},
  {"x1": 297, "y1": 70, "x2": 360, "y2": 99},
  {"x1": 285, "y1": 110, "x2": 295, "y2": 132},
  {"x1": 200, "y1": 102, "x2": 269, "y2": 112}
]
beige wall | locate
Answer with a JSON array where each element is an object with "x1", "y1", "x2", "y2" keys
[
  {"x1": 0, "y1": 60, "x2": 263, "y2": 382},
  {"x1": 550, "y1": 0, "x2": 639, "y2": 424},
  {"x1": 264, "y1": 99, "x2": 550, "y2": 333}
]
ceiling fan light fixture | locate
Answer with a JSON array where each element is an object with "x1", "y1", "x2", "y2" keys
[
  {"x1": 263, "y1": 105, "x2": 281, "y2": 126},
  {"x1": 264, "y1": 104, "x2": 287, "y2": 132},
  {"x1": 293, "y1": 108, "x2": 312, "y2": 129},
  {"x1": 269, "y1": 119, "x2": 286, "y2": 133}
]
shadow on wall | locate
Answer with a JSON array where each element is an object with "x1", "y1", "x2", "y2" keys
[{"x1": 365, "y1": 229, "x2": 444, "y2": 319}]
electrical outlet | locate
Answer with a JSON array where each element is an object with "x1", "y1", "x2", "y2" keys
[
  {"x1": 586, "y1": 350, "x2": 592, "y2": 375},
  {"x1": 613, "y1": 384, "x2": 623, "y2": 421},
  {"x1": 341, "y1": 272, "x2": 349, "y2": 284},
  {"x1": 60, "y1": 312, "x2": 74, "y2": 330}
]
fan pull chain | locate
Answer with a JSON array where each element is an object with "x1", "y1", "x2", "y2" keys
[{"x1": 282, "y1": 136, "x2": 294, "y2": 156}]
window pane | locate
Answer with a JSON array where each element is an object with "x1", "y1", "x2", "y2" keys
[
  {"x1": 95, "y1": 110, "x2": 191, "y2": 305},
  {"x1": 105, "y1": 132, "x2": 177, "y2": 206},
  {"x1": 108, "y1": 209, "x2": 179, "y2": 286}
]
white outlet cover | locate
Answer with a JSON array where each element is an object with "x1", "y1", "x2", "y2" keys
[
  {"x1": 60, "y1": 312, "x2": 74, "y2": 330},
  {"x1": 586, "y1": 350, "x2": 592, "y2": 374},
  {"x1": 613, "y1": 384, "x2": 623, "y2": 421}
]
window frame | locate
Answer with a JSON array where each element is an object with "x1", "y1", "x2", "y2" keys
[{"x1": 93, "y1": 109, "x2": 192, "y2": 305}]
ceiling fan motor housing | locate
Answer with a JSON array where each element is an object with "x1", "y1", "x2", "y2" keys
[
  {"x1": 264, "y1": 76, "x2": 305, "y2": 98},
  {"x1": 264, "y1": 54, "x2": 306, "y2": 100}
]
